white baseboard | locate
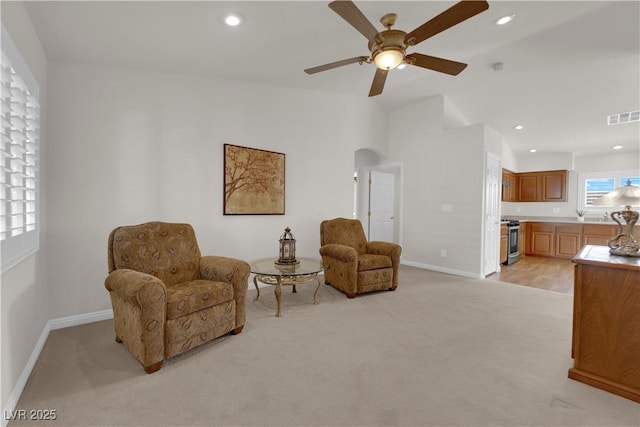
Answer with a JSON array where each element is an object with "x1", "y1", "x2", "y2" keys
[
  {"x1": 49, "y1": 309, "x2": 113, "y2": 330},
  {"x1": 2, "y1": 309, "x2": 114, "y2": 427},
  {"x1": 2, "y1": 322, "x2": 49, "y2": 427},
  {"x1": 401, "y1": 260, "x2": 484, "y2": 280}
]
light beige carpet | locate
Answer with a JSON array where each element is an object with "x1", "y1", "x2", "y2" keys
[{"x1": 9, "y1": 266, "x2": 640, "y2": 426}]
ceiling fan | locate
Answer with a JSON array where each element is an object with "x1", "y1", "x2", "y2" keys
[{"x1": 304, "y1": 0, "x2": 489, "y2": 97}]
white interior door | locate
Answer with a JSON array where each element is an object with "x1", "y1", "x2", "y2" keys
[
  {"x1": 369, "y1": 170, "x2": 394, "y2": 242},
  {"x1": 483, "y1": 153, "x2": 501, "y2": 276}
]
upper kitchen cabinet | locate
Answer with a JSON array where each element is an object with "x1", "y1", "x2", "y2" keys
[
  {"x1": 501, "y1": 169, "x2": 517, "y2": 202},
  {"x1": 540, "y1": 170, "x2": 567, "y2": 202},
  {"x1": 508, "y1": 170, "x2": 568, "y2": 203},
  {"x1": 517, "y1": 173, "x2": 540, "y2": 202}
]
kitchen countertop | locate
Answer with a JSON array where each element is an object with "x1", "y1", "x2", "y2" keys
[{"x1": 501, "y1": 216, "x2": 622, "y2": 225}]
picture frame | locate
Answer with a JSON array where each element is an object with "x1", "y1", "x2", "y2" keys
[{"x1": 223, "y1": 144, "x2": 285, "y2": 215}]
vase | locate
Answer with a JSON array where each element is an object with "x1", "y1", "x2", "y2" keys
[{"x1": 577, "y1": 216, "x2": 585, "y2": 222}]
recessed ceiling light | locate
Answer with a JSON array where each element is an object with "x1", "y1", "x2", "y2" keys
[
  {"x1": 514, "y1": 124, "x2": 524, "y2": 130},
  {"x1": 529, "y1": 148, "x2": 537, "y2": 153},
  {"x1": 612, "y1": 145, "x2": 624, "y2": 150},
  {"x1": 224, "y1": 14, "x2": 242, "y2": 26},
  {"x1": 495, "y1": 14, "x2": 514, "y2": 25}
]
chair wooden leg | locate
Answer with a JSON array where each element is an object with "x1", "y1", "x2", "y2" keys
[
  {"x1": 144, "y1": 361, "x2": 163, "y2": 374},
  {"x1": 231, "y1": 325, "x2": 244, "y2": 335}
]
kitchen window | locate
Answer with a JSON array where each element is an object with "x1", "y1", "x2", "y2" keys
[
  {"x1": 578, "y1": 170, "x2": 640, "y2": 212},
  {"x1": 1, "y1": 25, "x2": 40, "y2": 273}
]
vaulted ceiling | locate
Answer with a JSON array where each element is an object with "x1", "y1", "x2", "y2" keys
[{"x1": 24, "y1": 1, "x2": 640, "y2": 157}]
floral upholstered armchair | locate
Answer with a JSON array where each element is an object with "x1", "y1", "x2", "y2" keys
[
  {"x1": 105, "y1": 222, "x2": 250, "y2": 373},
  {"x1": 319, "y1": 218, "x2": 402, "y2": 298}
]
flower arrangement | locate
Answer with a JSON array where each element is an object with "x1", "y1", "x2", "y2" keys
[{"x1": 575, "y1": 209, "x2": 587, "y2": 217}]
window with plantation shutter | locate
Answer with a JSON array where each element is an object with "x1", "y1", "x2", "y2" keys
[
  {"x1": 1, "y1": 25, "x2": 40, "y2": 273},
  {"x1": 578, "y1": 170, "x2": 640, "y2": 213}
]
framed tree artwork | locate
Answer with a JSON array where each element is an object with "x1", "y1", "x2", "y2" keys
[{"x1": 223, "y1": 144, "x2": 285, "y2": 215}]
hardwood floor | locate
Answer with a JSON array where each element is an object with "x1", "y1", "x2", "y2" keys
[{"x1": 486, "y1": 255, "x2": 575, "y2": 294}]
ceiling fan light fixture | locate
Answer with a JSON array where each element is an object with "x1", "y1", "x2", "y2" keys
[{"x1": 373, "y1": 48, "x2": 404, "y2": 70}]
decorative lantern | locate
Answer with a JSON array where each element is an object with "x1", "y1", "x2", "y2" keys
[{"x1": 276, "y1": 227, "x2": 298, "y2": 265}]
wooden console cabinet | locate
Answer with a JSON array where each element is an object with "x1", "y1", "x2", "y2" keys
[{"x1": 569, "y1": 245, "x2": 640, "y2": 403}]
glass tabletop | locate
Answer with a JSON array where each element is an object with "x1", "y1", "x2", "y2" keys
[{"x1": 250, "y1": 257, "x2": 324, "y2": 277}]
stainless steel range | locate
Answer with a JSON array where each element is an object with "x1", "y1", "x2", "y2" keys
[{"x1": 504, "y1": 220, "x2": 520, "y2": 265}]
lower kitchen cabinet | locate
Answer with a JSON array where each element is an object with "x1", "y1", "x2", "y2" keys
[
  {"x1": 500, "y1": 224, "x2": 508, "y2": 264},
  {"x1": 582, "y1": 224, "x2": 617, "y2": 246},
  {"x1": 556, "y1": 224, "x2": 582, "y2": 258},
  {"x1": 529, "y1": 223, "x2": 554, "y2": 256},
  {"x1": 525, "y1": 222, "x2": 640, "y2": 259}
]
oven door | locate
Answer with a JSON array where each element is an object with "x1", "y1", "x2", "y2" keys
[{"x1": 506, "y1": 225, "x2": 520, "y2": 264}]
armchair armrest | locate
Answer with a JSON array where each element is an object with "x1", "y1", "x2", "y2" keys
[
  {"x1": 105, "y1": 269, "x2": 167, "y2": 307},
  {"x1": 104, "y1": 269, "x2": 166, "y2": 370},
  {"x1": 367, "y1": 241, "x2": 402, "y2": 260},
  {"x1": 319, "y1": 244, "x2": 358, "y2": 263},
  {"x1": 367, "y1": 241, "x2": 402, "y2": 287},
  {"x1": 319, "y1": 244, "x2": 358, "y2": 296},
  {"x1": 200, "y1": 256, "x2": 250, "y2": 328}
]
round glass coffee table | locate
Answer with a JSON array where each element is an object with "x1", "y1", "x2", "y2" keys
[{"x1": 250, "y1": 258, "x2": 324, "y2": 317}]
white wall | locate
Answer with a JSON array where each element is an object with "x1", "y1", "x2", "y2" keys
[
  {"x1": 575, "y1": 151, "x2": 640, "y2": 172},
  {"x1": 45, "y1": 61, "x2": 387, "y2": 320},
  {"x1": 0, "y1": 1, "x2": 49, "y2": 413},
  {"x1": 518, "y1": 152, "x2": 574, "y2": 172},
  {"x1": 386, "y1": 95, "x2": 487, "y2": 277}
]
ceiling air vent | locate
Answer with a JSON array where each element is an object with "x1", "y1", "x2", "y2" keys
[{"x1": 607, "y1": 110, "x2": 640, "y2": 126}]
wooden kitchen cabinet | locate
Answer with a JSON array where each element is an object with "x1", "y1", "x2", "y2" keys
[
  {"x1": 555, "y1": 224, "x2": 581, "y2": 258},
  {"x1": 529, "y1": 223, "x2": 554, "y2": 256},
  {"x1": 501, "y1": 169, "x2": 517, "y2": 202},
  {"x1": 500, "y1": 224, "x2": 508, "y2": 264},
  {"x1": 540, "y1": 170, "x2": 567, "y2": 202},
  {"x1": 526, "y1": 222, "x2": 640, "y2": 259},
  {"x1": 517, "y1": 173, "x2": 539, "y2": 202},
  {"x1": 582, "y1": 224, "x2": 617, "y2": 246},
  {"x1": 519, "y1": 226, "x2": 526, "y2": 256},
  {"x1": 513, "y1": 170, "x2": 567, "y2": 202},
  {"x1": 570, "y1": 245, "x2": 640, "y2": 403}
]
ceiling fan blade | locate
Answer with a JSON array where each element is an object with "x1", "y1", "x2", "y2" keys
[
  {"x1": 329, "y1": 1, "x2": 379, "y2": 42},
  {"x1": 304, "y1": 56, "x2": 369, "y2": 74},
  {"x1": 405, "y1": 53, "x2": 468, "y2": 76},
  {"x1": 369, "y1": 68, "x2": 388, "y2": 97},
  {"x1": 405, "y1": 0, "x2": 489, "y2": 46}
]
